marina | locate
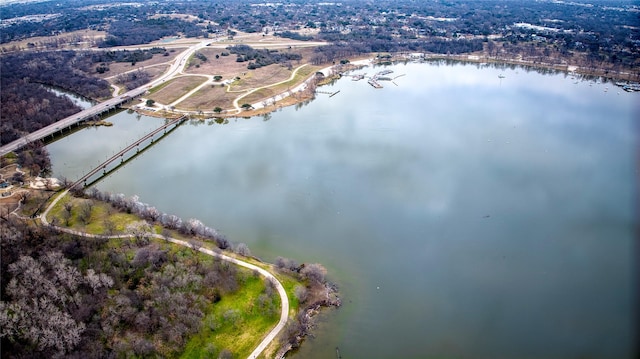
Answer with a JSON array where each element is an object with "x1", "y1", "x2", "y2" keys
[{"x1": 615, "y1": 82, "x2": 640, "y2": 92}]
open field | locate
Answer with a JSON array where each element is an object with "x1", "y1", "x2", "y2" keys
[
  {"x1": 181, "y1": 274, "x2": 280, "y2": 359},
  {"x1": 0, "y1": 29, "x2": 107, "y2": 51},
  {"x1": 148, "y1": 76, "x2": 209, "y2": 105},
  {"x1": 178, "y1": 86, "x2": 238, "y2": 111},
  {"x1": 230, "y1": 64, "x2": 296, "y2": 91},
  {"x1": 99, "y1": 51, "x2": 181, "y2": 79}
]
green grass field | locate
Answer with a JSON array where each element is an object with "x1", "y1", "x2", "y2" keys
[{"x1": 181, "y1": 273, "x2": 280, "y2": 358}]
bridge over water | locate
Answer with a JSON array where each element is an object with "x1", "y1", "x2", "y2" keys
[
  {"x1": 69, "y1": 115, "x2": 187, "y2": 189},
  {"x1": 0, "y1": 87, "x2": 147, "y2": 157}
]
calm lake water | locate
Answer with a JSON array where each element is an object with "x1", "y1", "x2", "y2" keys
[{"x1": 48, "y1": 61, "x2": 638, "y2": 359}]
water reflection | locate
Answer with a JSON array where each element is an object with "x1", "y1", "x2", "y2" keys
[{"x1": 49, "y1": 62, "x2": 637, "y2": 359}]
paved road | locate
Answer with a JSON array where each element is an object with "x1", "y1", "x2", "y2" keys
[
  {"x1": 39, "y1": 189, "x2": 290, "y2": 359},
  {"x1": 0, "y1": 88, "x2": 144, "y2": 156},
  {"x1": 0, "y1": 36, "x2": 328, "y2": 157},
  {"x1": 0, "y1": 40, "x2": 210, "y2": 157}
]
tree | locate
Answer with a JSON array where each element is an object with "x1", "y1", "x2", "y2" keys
[
  {"x1": 294, "y1": 285, "x2": 308, "y2": 304},
  {"x1": 213, "y1": 107, "x2": 223, "y2": 113},
  {"x1": 126, "y1": 221, "x2": 152, "y2": 246},
  {"x1": 185, "y1": 218, "x2": 205, "y2": 236},
  {"x1": 78, "y1": 200, "x2": 93, "y2": 225},
  {"x1": 161, "y1": 228, "x2": 172, "y2": 242},
  {"x1": 146, "y1": 99, "x2": 156, "y2": 107},
  {"x1": 275, "y1": 256, "x2": 298, "y2": 272},
  {"x1": 235, "y1": 243, "x2": 250, "y2": 257},
  {"x1": 104, "y1": 218, "x2": 116, "y2": 235},
  {"x1": 62, "y1": 201, "x2": 74, "y2": 226},
  {"x1": 189, "y1": 239, "x2": 203, "y2": 254},
  {"x1": 0, "y1": 252, "x2": 112, "y2": 356},
  {"x1": 300, "y1": 263, "x2": 326, "y2": 284},
  {"x1": 218, "y1": 349, "x2": 233, "y2": 359}
]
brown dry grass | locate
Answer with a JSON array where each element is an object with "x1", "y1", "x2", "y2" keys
[
  {"x1": 148, "y1": 76, "x2": 208, "y2": 105},
  {"x1": 230, "y1": 64, "x2": 295, "y2": 91},
  {"x1": 99, "y1": 50, "x2": 181, "y2": 80},
  {"x1": 184, "y1": 48, "x2": 249, "y2": 79},
  {"x1": 0, "y1": 30, "x2": 107, "y2": 51},
  {"x1": 240, "y1": 88, "x2": 278, "y2": 105},
  {"x1": 178, "y1": 86, "x2": 239, "y2": 111}
]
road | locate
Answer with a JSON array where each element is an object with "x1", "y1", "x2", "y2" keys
[
  {"x1": 0, "y1": 88, "x2": 144, "y2": 156},
  {"x1": 0, "y1": 35, "x2": 328, "y2": 157},
  {"x1": 39, "y1": 189, "x2": 290, "y2": 359},
  {"x1": 0, "y1": 39, "x2": 210, "y2": 157}
]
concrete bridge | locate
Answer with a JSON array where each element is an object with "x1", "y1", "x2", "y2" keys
[
  {"x1": 69, "y1": 115, "x2": 187, "y2": 189},
  {"x1": 0, "y1": 87, "x2": 147, "y2": 157}
]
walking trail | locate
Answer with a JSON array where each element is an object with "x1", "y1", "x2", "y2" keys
[{"x1": 37, "y1": 189, "x2": 289, "y2": 359}]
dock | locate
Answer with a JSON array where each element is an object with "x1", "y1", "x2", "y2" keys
[
  {"x1": 368, "y1": 79, "x2": 383, "y2": 88},
  {"x1": 316, "y1": 90, "x2": 341, "y2": 96}
]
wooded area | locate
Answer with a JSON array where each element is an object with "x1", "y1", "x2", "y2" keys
[
  {"x1": 2, "y1": 0, "x2": 637, "y2": 73},
  {"x1": 0, "y1": 214, "x2": 260, "y2": 357}
]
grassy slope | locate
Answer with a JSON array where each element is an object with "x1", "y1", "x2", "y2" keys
[{"x1": 42, "y1": 191, "x2": 302, "y2": 357}]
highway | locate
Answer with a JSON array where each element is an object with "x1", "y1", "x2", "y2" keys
[{"x1": 0, "y1": 40, "x2": 210, "y2": 157}]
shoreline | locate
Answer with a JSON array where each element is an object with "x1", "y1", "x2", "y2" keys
[
  {"x1": 426, "y1": 53, "x2": 639, "y2": 82},
  {"x1": 131, "y1": 53, "x2": 637, "y2": 121}
]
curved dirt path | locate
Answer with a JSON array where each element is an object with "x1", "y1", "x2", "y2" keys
[{"x1": 40, "y1": 190, "x2": 289, "y2": 359}]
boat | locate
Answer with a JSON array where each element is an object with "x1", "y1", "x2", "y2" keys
[{"x1": 498, "y1": 74, "x2": 506, "y2": 79}]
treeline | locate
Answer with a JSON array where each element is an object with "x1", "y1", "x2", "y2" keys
[
  {"x1": 1, "y1": 4, "x2": 211, "y2": 45},
  {"x1": 275, "y1": 31, "x2": 314, "y2": 41},
  {"x1": 0, "y1": 50, "x2": 110, "y2": 150},
  {"x1": 76, "y1": 189, "x2": 232, "y2": 250},
  {"x1": 319, "y1": 30, "x2": 484, "y2": 52},
  {"x1": 0, "y1": 8, "x2": 108, "y2": 44},
  {"x1": 227, "y1": 45, "x2": 302, "y2": 70},
  {"x1": 99, "y1": 18, "x2": 206, "y2": 47},
  {"x1": 0, "y1": 82, "x2": 82, "y2": 146},
  {"x1": 309, "y1": 38, "x2": 484, "y2": 65},
  {"x1": 0, "y1": 214, "x2": 259, "y2": 358},
  {"x1": 272, "y1": 257, "x2": 341, "y2": 354},
  {"x1": 114, "y1": 70, "x2": 152, "y2": 91},
  {"x1": 91, "y1": 47, "x2": 168, "y2": 65},
  {"x1": 1, "y1": 51, "x2": 111, "y2": 99}
]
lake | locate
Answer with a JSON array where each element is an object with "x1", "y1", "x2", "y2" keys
[{"x1": 48, "y1": 61, "x2": 638, "y2": 359}]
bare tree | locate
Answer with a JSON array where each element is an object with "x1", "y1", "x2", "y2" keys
[
  {"x1": 235, "y1": 243, "x2": 251, "y2": 257},
  {"x1": 218, "y1": 349, "x2": 233, "y2": 359},
  {"x1": 161, "y1": 228, "x2": 172, "y2": 242},
  {"x1": 78, "y1": 200, "x2": 93, "y2": 225},
  {"x1": 275, "y1": 256, "x2": 299, "y2": 272},
  {"x1": 189, "y1": 239, "x2": 203, "y2": 253},
  {"x1": 294, "y1": 285, "x2": 308, "y2": 304},
  {"x1": 104, "y1": 218, "x2": 116, "y2": 235},
  {"x1": 300, "y1": 263, "x2": 327, "y2": 284},
  {"x1": 62, "y1": 201, "x2": 73, "y2": 226},
  {"x1": 126, "y1": 221, "x2": 151, "y2": 246}
]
